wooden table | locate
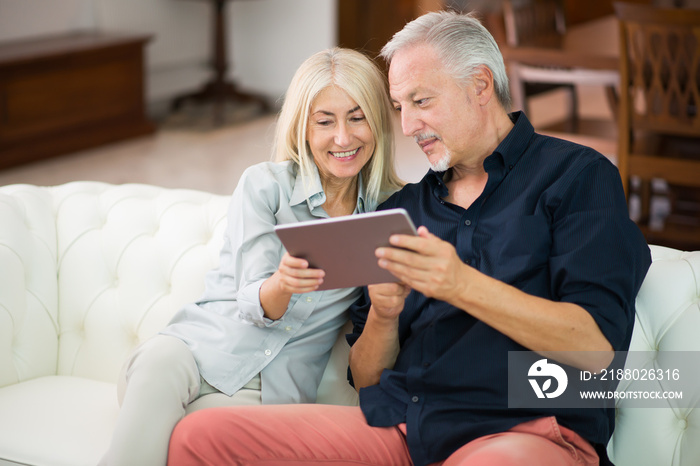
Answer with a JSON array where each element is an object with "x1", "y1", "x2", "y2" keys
[
  {"x1": 171, "y1": 0, "x2": 270, "y2": 125},
  {"x1": 0, "y1": 32, "x2": 155, "y2": 169},
  {"x1": 501, "y1": 15, "x2": 619, "y2": 73}
]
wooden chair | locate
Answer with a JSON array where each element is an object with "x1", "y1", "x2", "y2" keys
[
  {"x1": 502, "y1": 0, "x2": 620, "y2": 132},
  {"x1": 502, "y1": 0, "x2": 576, "y2": 126},
  {"x1": 615, "y1": 2, "x2": 700, "y2": 249},
  {"x1": 502, "y1": 0, "x2": 567, "y2": 49}
]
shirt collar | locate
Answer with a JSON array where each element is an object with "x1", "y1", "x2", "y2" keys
[
  {"x1": 288, "y1": 162, "x2": 368, "y2": 214},
  {"x1": 424, "y1": 111, "x2": 534, "y2": 198},
  {"x1": 490, "y1": 111, "x2": 534, "y2": 173}
]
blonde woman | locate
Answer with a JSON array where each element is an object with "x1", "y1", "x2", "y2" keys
[{"x1": 99, "y1": 47, "x2": 402, "y2": 466}]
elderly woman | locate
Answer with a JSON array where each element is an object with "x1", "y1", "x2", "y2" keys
[{"x1": 98, "y1": 47, "x2": 403, "y2": 466}]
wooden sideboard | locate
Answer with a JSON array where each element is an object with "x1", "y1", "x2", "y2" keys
[{"x1": 0, "y1": 32, "x2": 155, "y2": 169}]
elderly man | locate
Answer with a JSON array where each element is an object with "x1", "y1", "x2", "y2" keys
[{"x1": 167, "y1": 11, "x2": 651, "y2": 466}]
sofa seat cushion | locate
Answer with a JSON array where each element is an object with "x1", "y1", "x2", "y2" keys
[{"x1": 0, "y1": 376, "x2": 118, "y2": 466}]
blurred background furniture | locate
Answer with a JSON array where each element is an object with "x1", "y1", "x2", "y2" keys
[
  {"x1": 0, "y1": 33, "x2": 154, "y2": 170},
  {"x1": 502, "y1": 0, "x2": 578, "y2": 127},
  {"x1": 171, "y1": 0, "x2": 270, "y2": 125},
  {"x1": 499, "y1": 0, "x2": 620, "y2": 133},
  {"x1": 615, "y1": 1, "x2": 700, "y2": 250},
  {"x1": 337, "y1": 0, "x2": 444, "y2": 62}
]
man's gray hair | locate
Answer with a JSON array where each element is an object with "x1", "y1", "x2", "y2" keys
[{"x1": 381, "y1": 10, "x2": 511, "y2": 110}]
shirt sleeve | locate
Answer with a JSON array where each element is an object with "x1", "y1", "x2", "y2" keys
[
  {"x1": 549, "y1": 158, "x2": 651, "y2": 350},
  {"x1": 197, "y1": 164, "x2": 287, "y2": 327}
]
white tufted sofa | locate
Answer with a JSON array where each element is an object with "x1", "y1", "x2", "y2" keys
[{"x1": 0, "y1": 181, "x2": 697, "y2": 466}]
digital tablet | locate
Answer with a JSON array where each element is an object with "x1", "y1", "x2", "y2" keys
[{"x1": 274, "y1": 208, "x2": 417, "y2": 290}]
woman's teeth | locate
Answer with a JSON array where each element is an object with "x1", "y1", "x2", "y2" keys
[{"x1": 332, "y1": 148, "x2": 359, "y2": 158}]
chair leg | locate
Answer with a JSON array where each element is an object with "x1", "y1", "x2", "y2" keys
[
  {"x1": 639, "y1": 179, "x2": 652, "y2": 225},
  {"x1": 568, "y1": 84, "x2": 579, "y2": 133},
  {"x1": 508, "y1": 67, "x2": 527, "y2": 114}
]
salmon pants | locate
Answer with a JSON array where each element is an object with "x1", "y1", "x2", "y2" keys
[{"x1": 167, "y1": 404, "x2": 599, "y2": 466}]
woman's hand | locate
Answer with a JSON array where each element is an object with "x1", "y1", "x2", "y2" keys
[
  {"x1": 275, "y1": 252, "x2": 325, "y2": 294},
  {"x1": 260, "y1": 253, "x2": 325, "y2": 320}
]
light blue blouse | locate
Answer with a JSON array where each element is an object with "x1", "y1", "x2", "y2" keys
[{"x1": 161, "y1": 160, "x2": 376, "y2": 403}]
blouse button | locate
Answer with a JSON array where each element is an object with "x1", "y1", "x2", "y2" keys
[
  {"x1": 306, "y1": 296, "x2": 313, "y2": 303},
  {"x1": 264, "y1": 349, "x2": 272, "y2": 356}
]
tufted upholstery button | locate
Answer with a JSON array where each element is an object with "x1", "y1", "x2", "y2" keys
[{"x1": 201, "y1": 229, "x2": 213, "y2": 245}]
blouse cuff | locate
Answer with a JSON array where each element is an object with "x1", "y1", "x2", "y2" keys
[{"x1": 237, "y1": 278, "x2": 276, "y2": 327}]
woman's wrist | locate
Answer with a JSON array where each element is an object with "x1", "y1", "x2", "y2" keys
[{"x1": 260, "y1": 272, "x2": 292, "y2": 320}]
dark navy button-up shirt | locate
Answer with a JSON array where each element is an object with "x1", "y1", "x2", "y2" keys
[{"x1": 347, "y1": 112, "x2": 651, "y2": 466}]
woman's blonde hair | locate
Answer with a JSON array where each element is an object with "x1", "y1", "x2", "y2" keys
[{"x1": 273, "y1": 47, "x2": 403, "y2": 206}]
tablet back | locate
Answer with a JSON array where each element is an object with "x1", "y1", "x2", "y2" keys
[{"x1": 274, "y1": 208, "x2": 416, "y2": 290}]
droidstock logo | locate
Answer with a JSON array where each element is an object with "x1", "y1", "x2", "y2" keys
[{"x1": 528, "y1": 359, "x2": 568, "y2": 399}]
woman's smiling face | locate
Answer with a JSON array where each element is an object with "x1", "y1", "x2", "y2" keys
[{"x1": 306, "y1": 86, "x2": 375, "y2": 183}]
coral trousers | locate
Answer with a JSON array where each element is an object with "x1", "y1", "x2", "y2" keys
[{"x1": 168, "y1": 404, "x2": 599, "y2": 466}]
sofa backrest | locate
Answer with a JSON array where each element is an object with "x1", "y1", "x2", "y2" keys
[
  {"x1": 0, "y1": 182, "x2": 229, "y2": 386},
  {"x1": 608, "y1": 245, "x2": 700, "y2": 466},
  {"x1": 51, "y1": 182, "x2": 230, "y2": 383}
]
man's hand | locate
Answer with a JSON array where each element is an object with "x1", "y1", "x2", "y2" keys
[
  {"x1": 368, "y1": 282, "x2": 411, "y2": 320},
  {"x1": 376, "y1": 226, "x2": 469, "y2": 304},
  {"x1": 350, "y1": 282, "x2": 408, "y2": 390},
  {"x1": 376, "y1": 227, "x2": 614, "y2": 372}
]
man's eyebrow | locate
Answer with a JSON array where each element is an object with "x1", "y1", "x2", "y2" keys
[{"x1": 391, "y1": 92, "x2": 418, "y2": 104}]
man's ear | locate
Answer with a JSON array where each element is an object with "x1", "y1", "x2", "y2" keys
[{"x1": 473, "y1": 65, "x2": 495, "y2": 106}]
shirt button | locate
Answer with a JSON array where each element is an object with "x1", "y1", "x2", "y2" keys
[
  {"x1": 306, "y1": 296, "x2": 313, "y2": 303},
  {"x1": 464, "y1": 219, "x2": 472, "y2": 226},
  {"x1": 264, "y1": 349, "x2": 272, "y2": 356},
  {"x1": 411, "y1": 396, "x2": 419, "y2": 403},
  {"x1": 285, "y1": 326, "x2": 293, "y2": 332}
]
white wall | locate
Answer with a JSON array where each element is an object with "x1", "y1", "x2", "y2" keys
[{"x1": 0, "y1": 0, "x2": 337, "y2": 108}]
